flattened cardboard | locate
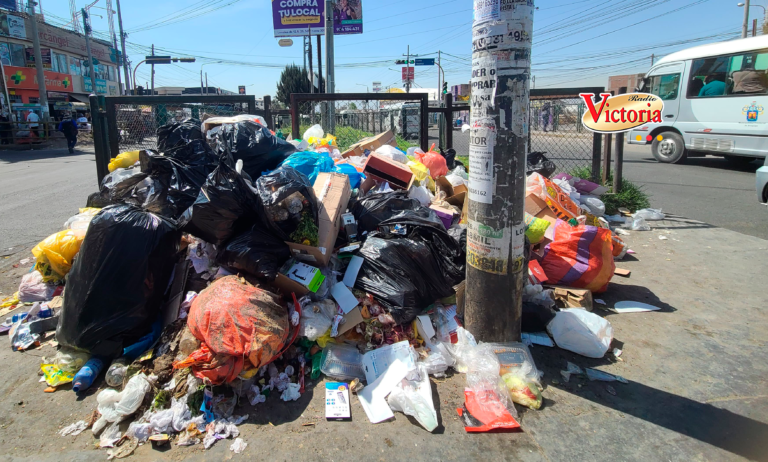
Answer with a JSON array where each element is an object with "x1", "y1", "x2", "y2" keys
[
  {"x1": 341, "y1": 131, "x2": 397, "y2": 158},
  {"x1": 337, "y1": 306, "x2": 365, "y2": 335},
  {"x1": 545, "y1": 285, "x2": 593, "y2": 311},
  {"x1": 286, "y1": 173, "x2": 351, "y2": 267}
]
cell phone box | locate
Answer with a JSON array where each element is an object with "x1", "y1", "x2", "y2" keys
[{"x1": 325, "y1": 382, "x2": 351, "y2": 420}]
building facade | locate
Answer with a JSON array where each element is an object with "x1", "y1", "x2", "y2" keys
[
  {"x1": 0, "y1": 10, "x2": 121, "y2": 115},
  {"x1": 608, "y1": 73, "x2": 645, "y2": 95}
]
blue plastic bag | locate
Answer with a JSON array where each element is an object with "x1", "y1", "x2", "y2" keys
[
  {"x1": 333, "y1": 163, "x2": 366, "y2": 189},
  {"x1": 279, "y1": 151, "x2": 334, "y2": 185}
]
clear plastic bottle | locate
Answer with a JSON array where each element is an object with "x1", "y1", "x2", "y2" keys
[{"x1": 105, "y1": 358, "x2": 128, "y2": 387}]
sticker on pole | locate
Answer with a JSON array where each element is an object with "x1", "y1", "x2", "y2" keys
[
  {"x1": 468, "y1": 126, "x2": 494, "y2": 204},
  {"x1": 473, "y1": 0, "x2": 500, "y2": 22},
  {"x1": 467, "y1": 220, "x2": 510, "y2": 275}
]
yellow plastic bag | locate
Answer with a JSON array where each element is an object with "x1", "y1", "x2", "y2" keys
[
  {"x1": 0, "y1": 292, "x2": 19, "y2": 309},
  {"x1": 78, "y1": 207, "x2": 101, "y2": 215},
  {"x1": 31, "y1": 230, "x2": 84, "y2": 279},
  {"x1": 524, "y1": 212, "x2": 551, "y2": 244},
  {"x1": 108, "y1": 150, "x2": 140, "y2": 172},
  {"x1": 407, "y1": 160, "x2": 430, "y2": 183},
  {"x1": 41, "y1": 364, "x2": 75, "y2": 387}
]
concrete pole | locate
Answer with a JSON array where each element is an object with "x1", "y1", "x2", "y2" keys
[
  {"x1": 464, "y1": 1, "x2": 534, "y2": 342},
  {"x1": 317, "y1": 35, "x2": 323, "y2": 92},
  {"x1": 113, "y1": 33, "x2": 122, "y2": 94},
  {"x1": 82, "y1": 9, "x2": 98, "y2": 95},
  {"x1": 308, "y1": 26, "x2": 314, "y2": 93},
  {"x1": 115, "y1": 0, "x2": 131, "y2": 93},
  {"x1": 27, "y1": 1, "x2": 49, "y2": 121},
  {"x1": 742, "y1": 0, "x2": 750, "y2": 38},
  {"x1": 406, "y1": 45, "x2": 410, "y2": 93},
  {"x1": 150, "y1": 44, "x2": 155, "y2": 95},
  {"x1": 324, "y1": 0, "x2": 335, "y2": 132}
]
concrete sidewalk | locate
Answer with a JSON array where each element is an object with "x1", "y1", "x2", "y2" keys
[{"x1": 0, "y1": 216, "x2": 766, "y2": 461}]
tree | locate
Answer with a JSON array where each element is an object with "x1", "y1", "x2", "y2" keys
[
  {"x1": 348, "y1": 102, "x2": 358, "y2": 110},
  {"x1": 276, "y1": 64, "x2": 325, "y2": 107}
]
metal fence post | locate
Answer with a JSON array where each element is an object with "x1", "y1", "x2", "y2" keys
[
  {"x1": 591, "y1": 132, "x2": 602, "y2": 183},
  {"x1": 90, "y1": 95, "x2": 109, "y2": 184},
  {"x1": 602, "y1": 134, "x2": 612, "y2": 184},
  {"x1": 290, "y1": 94, "x2": 299, "y2": 140},
  {"x1": 263, "y1": 95, "x2": 272, "y2": 130},
  {"x1": 105, "y1": 99, "x2": 119, "y2": 159},
  {"x1": 444, "y1": 93, "x2": 453, "y2": 151},
  {"x1": 419, "y1": 94, "x2": 429, "y2": 151},
  {"x1": 247, "y1": 95, "x2": 257, "y2": 116},
  {"x1": 613, "y1": 87, "x2": 627, "y2": 192}
]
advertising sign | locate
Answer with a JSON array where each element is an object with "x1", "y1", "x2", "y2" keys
[
  {"x1": 0, "y1": 13, "x2": 26, "y2": 39},
  {"x1": 372, "y1": 81, "x2": 381, "y2": 93},
  {"x1": 0, "y1": 0, "x2": 17, "y2": 11},
  {"x1": 401, "y1": 67, "x2": 414, "y2": 82},
  {"x1": 34, "y1": 20, "x2": 116, "y2": 64},
  {"x1": 84, "y1": 77, "x2": 108, "y2": 94},
  {"x1": 26, "y1": 47, "x2": 52, "y2": 69},
  {"x1": 238, "y1": 85, "x2": 246, "y2": 95},
  {"x1": 272, "y1": 0, "x2": 325, "y2": 37},
  {"x1": 4, "y1": 66, "x2": 73, "y2": 92},
  {"x1": 332, "y1": 0, "x2": 363, "y2": 35}
]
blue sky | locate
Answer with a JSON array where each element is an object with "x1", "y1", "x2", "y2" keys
[{"x1": 42, "y1": 0, "x2": 754, "y2": 96}]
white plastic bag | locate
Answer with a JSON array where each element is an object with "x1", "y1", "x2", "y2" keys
[
  {"x1": 628, "y1": 215, "x2": 651, "y2": 231},
  {"x1": 408, "y1": 185, "x2": 432, "y2": 207},
  {"x1": 375, "y1": 145, "x2": 409, "y2": 164},
  {"x1": 582, "y1": 196, "x2": 606, "y2": 217},
  {"x1": 387, "y1": 365, "x2": 438, "y2": 432},
  {"x1": 94, "y1": 374, "x2": 152, "y2": 432},
  {"x1": 444, "y1": 327, "x2": 477, "y2": 373},
  {"x1": 451, "y1": 165, "x2": 468, "y2": 180},
  {"x1": 634, "y1": 208, "x2": 665, "y2": 220},
  {"x1": 303, "y1": 124, "x2": 324, "y2": 141},
  {"x1": 547, "y1": 308, "x2": 613, "y2": 358},
  {"x1": 18, "y1": 270, "x2": 54, "y2": 302},
  {"x1": 298, "y1": 299, "x2": 336, "y2": 341}
]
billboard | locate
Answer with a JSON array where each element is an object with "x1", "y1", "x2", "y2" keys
[
  {"x1": 272, "y1": 0, "x2": 325, "y2": 37},
  {"x1": 402, "y1": 67, "x2": 414, "y2": 82},
  {"x1": 332, "y1": 0, "x2": 362, "y2": 35},
  {"x1": 238, "y1": 85, "x2": 246, "y2": 94},
  {"x1": 0, "y1": 0, "x2": 17, "y2": 11},
  {"x1": 0, "y1": 13, "x2": 26, "y2": 39},
  {"x1": 372, "y1": 81, "x2": 381, "y2": 93}
]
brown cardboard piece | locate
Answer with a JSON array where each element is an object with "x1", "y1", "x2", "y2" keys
[
  {"x1": 614, "y1": 267, "x2": 631, "y2": 277},
  {"x1": 453, "y1": 280, "x2": 466, "y2": 317},
  {"x1": 286, "y1": 172, "x2": 351, "y2": 267},
  {"x1": 360, "y1": 153, "x2": 415, "y2": 192},
  {"x1": 337, "y1": 306, "x2": 365, "y2": 335},
  {"x1": 545, "y1": 285, "x2": 594, "y2": 311},
  {"x1": 274, "y1": 273, "x2": 309, "y2": 297},
  {"x1": 341, "y1": 131, "x2": 397, "y2": 158}
]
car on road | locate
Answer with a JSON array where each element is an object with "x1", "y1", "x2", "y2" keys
[
  {"x1": 630, "y1": 35, "x2": 768, "y2": 165},
  {"x1": 758, "y1": 157, "x2": 768, "y2": 203}
]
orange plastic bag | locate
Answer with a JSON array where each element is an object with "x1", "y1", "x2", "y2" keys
[
  {"x1": 173, "y1": 343, "x2": 244, "y2": 385},
  {"x1": 187, "y1": 276, "x2": 289, "y2": 369},
  {"x1": 414, "y1": 144, "x2": 448, "y2": 178}
]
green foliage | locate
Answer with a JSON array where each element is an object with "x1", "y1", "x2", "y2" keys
[
  {"x1": 568, "y1": 167, "x2": 651, "y2": 215},
  {"x1": 275, "y1": 65, "x2": 325, "y2": 107},
  {"x1": 290, "y1": 211, "x2": 319, "y2": 246},
  {"x1": 348, "y1": 102, "x2": 358, "y2": 110}
]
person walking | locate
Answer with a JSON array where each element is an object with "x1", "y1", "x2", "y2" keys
[
  {"x1": 57, "y1": 114, "x2": 78, "y2": 154},
  {"x1": 26, "y1": 110, "x2": 40, "y2": 138}
]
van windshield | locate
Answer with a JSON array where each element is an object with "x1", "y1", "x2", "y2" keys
[{"x1": 647, "y1": 73, "x2": 680, "y2": 100}]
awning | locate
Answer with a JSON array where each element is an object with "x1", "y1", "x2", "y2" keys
[{"x1": 69, "y1": 93, "x2": 91, "y2": 104}]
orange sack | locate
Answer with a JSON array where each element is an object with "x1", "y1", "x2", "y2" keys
[
  {"x1": 187, "y1": 275, "x2": 290, "y2": 370},
  {"x1": 414, "y1": 144, "x2": 448, "y2": 178},
  {"x1": 173, "y1": 342, "x2": 244, "y2": 385}
]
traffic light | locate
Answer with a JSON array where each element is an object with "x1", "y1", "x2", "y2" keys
[{"x1": 442, "y1": 82, "x2": 448, "y2": 94}]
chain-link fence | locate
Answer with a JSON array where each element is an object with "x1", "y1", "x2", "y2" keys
[{"x1": 290, "y1": 93, "x2": 429, "y2": 153}]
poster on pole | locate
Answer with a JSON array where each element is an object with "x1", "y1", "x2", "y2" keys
[
  {"x1": 272, "y1": 0, "x2": 325, "y2": 37},
  {"x1": 401, "y1": 67, "x2": 414, "y2": 83},
  {"x1": 332, "y1": 0, "x2": 363, "y2": 34}
]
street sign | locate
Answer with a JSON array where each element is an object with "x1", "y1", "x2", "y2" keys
[
  {"x1": 238, "y1": 86, "x2": 246, "y2": 95},
  {"x1": 415, "y1": 58, "x2": 435, "y2": 66},
  {"x1": 278, "y1": 38, "x2": 294, "y2": 47},
  {"x1": 372, "y1": 81, "x2": 382, "y2": 93},
  {"x1": 402, "y1": 67, "x2": 414, "y2": 82}
]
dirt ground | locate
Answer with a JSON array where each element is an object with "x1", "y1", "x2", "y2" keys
[{"x1": 0, "y1": 215, "x2": 766, "y2": 462}]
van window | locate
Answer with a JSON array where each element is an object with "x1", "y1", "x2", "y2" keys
[
  {"x1": 728, "y1": 51, "x2": 768, "y2": 95},
  {"x1": 688, "y1": 56, "x2": 728, "y2": 97},
  {"x1": 648, "y1": 73, "x2": 680, "y2": 100}
]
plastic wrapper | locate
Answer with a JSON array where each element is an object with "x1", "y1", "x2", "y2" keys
[
  {"x1": 42, "y1": 363, "x2": 75, "y2": 387},
  {"x1": 303, "y1": 124, "x2": 324, "y2": 141},
  {"x1": 202, "y1": 114, "x2": 268, "y2": 133},
  {"x1": 628, "y1": 215, "x2": 651, "y2": 231},
  {"x1": 93, "y1": 374, "x2": 152, "y2": 432},
  {"x1": 56, "y1": 205, "x2": 180, "y2": 357},
  {"x1": 332, "y1": 163, "x2": 365, "y2": 189},
  {"x1": 387, "y1": 364, "x2": 438, "y2": 432},
  {"x1": 216, "y1": 225, "x2": 290, "y2": 280},
  {"x1": 180, "y1": 160, "x2": 258, "y2": 245},
  {"x1": 279, "y1": 151, "x2": 335, "y2": 185},
  {"x1": 634, "y1": 208, "x2": 665, "y2": 220},
  {"x1": 64, "y1": 208, "x2": 100, "y2": 237},
  {"x1": 526, "y1": 152, "x2": 557, "y2": 178},
  {"x1": 87, "y1": 166, "x2": 148, "y2": 208},
  {"x1": 414, "y1": 148, "x2": 448, "y2": 178},
  {"x1": 187, "y1": 276, "x2": 289, "y2": 369},
  {"x1": 254, "y1": 166, "x2": 319, "y2": 241},
  {"x1": 350, "y1": 191, "x2": 421, "y2": 234},
  {"x1": 157, "y1": 118, "x2": 204, "y2": 153},
  {"x1": 299, "y1": 299, "x2": 337, "y2": 341},
  {"x1": 108, "y1": 150, "x2": 140, "y2": 172},
  {"x1": 18, "y1": 270, "x2": 55, "y2": 302},
  {"x1": 547, "y1": 308, "x2": 614, "y2": 358},
  {"x1": 31, "y1": 230, "x2": 83, "y2": 280},
  {"x1": 374, "y1": 145, "x2": 409, "y2": 164},
  {"x1": 524, "y1": 212, "x2": 550, "y2": 244},
  {"x1": 480, "y1": 342, "x2": 542, "y2": 410},
  {"x1": 408, "y1": 185, "x2": 431, "y2": 207},
  {"x1": 216, "y1": 121, "x2": 295, "y2": 180},
  {"x1": 406, "y1": 160, "x2": 430, "y2": 184},
  {"x1": 582, "y1": 196, "x2": 606, "y2": 217},
  {"x1": 319, "y1": 343, "x2": 365, "y2": 381}
]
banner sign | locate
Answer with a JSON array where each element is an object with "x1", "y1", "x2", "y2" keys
[
  {"x1": 332, "y1": 0, "x2": 363, "y2": 35},
  {"x1": 402, "y1": 67, "x2": 414, "y2": 82},
  {"x1": 272, "y1": 0, "x2": 325, "y2": 37},
  {"x1": 0, "y1": 13, "x2": 26, "y2": 39},
  {"x1": 4, "y1": 66, "x2": 73, "y2": 92},
  {"x1": 84, "y1": 77, "x2": 108, "y2": 94}
]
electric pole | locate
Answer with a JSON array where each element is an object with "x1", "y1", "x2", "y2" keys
[
  {"x1": 651, "y1": 54, "x2": 654, "y2": 66},
  {"x1": 113, "y1": 33, "x2": 122, "y2": 94},
  {"x1": 308, "y1": 26, "x2": 314, "y2": 94},
  {"x1": 82, "y1": 8, "x2": 98, "y2": 95},
  {"x1": 115, "y1": 0, "x2": 131, "y2": 93},
  {"x1": 464, "y1": 1, "x2": 534, "y2": 342},
  {"x1": 324, "y1": 0, "x2": 335, "y2": 131},
  {"x1": 150, "y1": 44, "x2": 155, "y2": 95},
  {"x1": 405, "y1": 45, "x2": 411, "y2": 93},
  {"x1": 27, "y1": 1, "x2": 49, "y2": 121},
  {"x1": 317, "y1": 35, "x2": 323, "y2": 93},
  {"x1": 742, "y1": 0, "x2": 750, "y2": 38}
]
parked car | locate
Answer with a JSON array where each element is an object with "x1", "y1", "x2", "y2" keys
[{"x1": 757, "y1": 156, "x2": 768, "y2": 203}]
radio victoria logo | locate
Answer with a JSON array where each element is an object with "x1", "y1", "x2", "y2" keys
[{"x1": 578, "y1": 92, "x2": 664, "y2": 134}]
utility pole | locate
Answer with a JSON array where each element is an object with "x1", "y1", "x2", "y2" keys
[
  {"x1": 324, "y1": 0, "x2": 335, "y2": 132},
  {"x1": 317, "y1": 35, "x2": 323, "y2": 93},
  {"x1": 113, "y1": 33, "x2": 122, "y2": 94},
  {"x1": 150, "y1": 44, "x2": 155, "y2": 95},
  {"x1": 200, "y1": 69, "x2": 204, "y2": 96},
  {"x1": 405, "y1": 45, "x2": 411, "y2": 93},
  {"x1": 651, "y1": 54, "x2": 654, "y2": 66},
  {"x1": 753, "y1": 18, "x2": 758, "y2": 36},
  {"x1": 308, "y1": 26, "x2": 314, "y2": 93},
  {"x1": 464, "y1": 0, "x2": 534, "y2": 342},
  {"x1": 82, "y1": 8, "x2": 98, "y2": 95},
  {"x1": 205, "y1": 73, "x2": 208, "y2": 95},
  {"x1": 28, "y1": 1, "x2": 49, "y2": 121},
  {"x1": 437, "y1": 50, "x2": 442, "y2": 98},
  {"x1": 115, "y1": 0, "x2": 130, "y2": 93},
  {"x1": 742, "y1": 0, "x2": 750, "y2": 38}
]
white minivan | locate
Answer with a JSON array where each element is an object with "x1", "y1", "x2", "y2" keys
[{"x1": 629, "y1": 35, "x2": 768, "y2": 164}]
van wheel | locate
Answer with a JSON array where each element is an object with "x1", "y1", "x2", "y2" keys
[{"x1": 652, "y1": 131, "x2": 686, "y2": 164}]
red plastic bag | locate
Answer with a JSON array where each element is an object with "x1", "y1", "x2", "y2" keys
[
  {"x1": 457, "y1": 389, "x2": 521, "y2": 433},
  {"x1": 414, "y1": 144, "x2": 448, "y2": 178},
  {"x1": 173, "y1": 343, "x2": 244, "y2": 385},
  {"x1": 537, "y1": 220, "x2": 615, "y2": 293},
  {"x1": 188, "y1": 276, "x2": 289, "y2": 369}
]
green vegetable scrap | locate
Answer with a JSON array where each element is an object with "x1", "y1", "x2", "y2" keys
[{"x1": 290, "y1": 211, "x2": 319, "y2": 246}]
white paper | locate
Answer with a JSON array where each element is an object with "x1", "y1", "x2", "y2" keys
[
  {"x1": 362, "y1": 341, "x2": 414, "y2": 384},
  {"x1": 614, "y1": 301, "x2": 661, "y2": 313},
  {"x1": 342, "y1": 255, "x2": 364, "y2": 287},
  {"x1": 331, "y1": 282, "x2": 359, "y2": 314},
  {"x1": 415, "y1": 315, "x2": 435, "y2": 342},
  {"x1": 522, "y1": 332, "x2": 554, "y2": 347},
  {"x1": 358, "y1": 360, "x2": 410, "y2": 424}
]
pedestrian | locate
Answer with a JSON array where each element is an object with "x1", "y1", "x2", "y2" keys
[
  {"x1": 57, "y1": 113, "x2": 78, "y2": 154},
  {"x1": 26, "y1": 110, "x2": 40, "y2": 138}
]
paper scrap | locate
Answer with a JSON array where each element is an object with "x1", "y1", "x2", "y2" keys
[
  {"x1": 614, "y1": 301, "x2": 661, "y2": 313},
  {"x1": 358, "y1": 360, "x2": 410, "y2": 424},
  {"x1": 331, "y1": 282, "x2": 359, "y2": 314},
  {"x1": 521, "y1": 332, "x2": 554, "y2": 347},
  {"x1": 361, "y1": 341, "x2": 414, "y2": 384},
  {"x1": 415, "y1": 315, "x2": 435, "y2": 342},
  {"x1": 342, "y1": 256, "x2": 364, "y2": 287}
]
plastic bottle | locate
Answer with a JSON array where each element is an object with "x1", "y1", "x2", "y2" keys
[
  {"x1": 72, "y1": 357, "x2": 104, "y2": 393},
  {"x1": 105, "y1": 358, "x2": 128, "y2": 387}
]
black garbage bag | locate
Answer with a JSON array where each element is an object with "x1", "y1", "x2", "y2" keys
[
  {"x1": 157, "y1": 118, "x2": 203, "y2": 153},
  {"x1": 526, "y1": 151, "x2": 557, "y2": 178},
  {"x1": 56, "y1": 205, "x2": 180, "y2": 357},
  {"x1": 350, "y1": 191, "x2": 422, "y2": 234},
  {"x1": 441, "y1": 148, "x2": 458, "y2": 169},
  {"x1": 254, "y1": 166, "x2": 318, "y2": 241},
  {"x1": 179, "y1": 159, "x2": 259, "y2": 245},
  {"x1": 86, "y1": 165, "x2": 148, "y2": 208},
  {"x1": 216, "y1": 121, "x2": 295, "y2": 180},
  {"x1": 522, "y1": 302, "x2": 558, "y2": 332},
  {"x1": 217, "y1": 225, "x2": 290, "y2": 280},
  {"x1": 447, "y1": 224, "x2": 467, "y2": 250}
]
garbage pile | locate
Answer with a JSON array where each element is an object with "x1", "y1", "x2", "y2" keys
[{"x1": 0, "y1": 120, "x2": 661, "y2": 455}]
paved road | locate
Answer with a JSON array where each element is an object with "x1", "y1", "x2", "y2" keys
[{"x1": 620, "y1": 144, "x2": 768, "y2": 240}]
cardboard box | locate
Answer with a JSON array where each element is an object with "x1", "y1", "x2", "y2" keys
[
  {"x1": 286, "y1": 173, "x2": 351, "y2": 267},
  {"x1": 360, "y1": 153, "x2": 415, "y2": 192},
  {"x1": 341, "y1": 130, "x2": 397, "y2": 158},
  {"x1": 430, "y1": 204, "x2": 457, "y2": 229},
  {"x1": 325, "y1": 382, "x2": 351, "y2": 420},
  {"x1": 435, "y1": 176, "x2": 468, "y2": 199},
  {"x1": 274, "y1": 261, "x2": 326, "y2": 296},
  {"x1": 545, "y1": 285, "x2": 593, "y2": 311}
]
